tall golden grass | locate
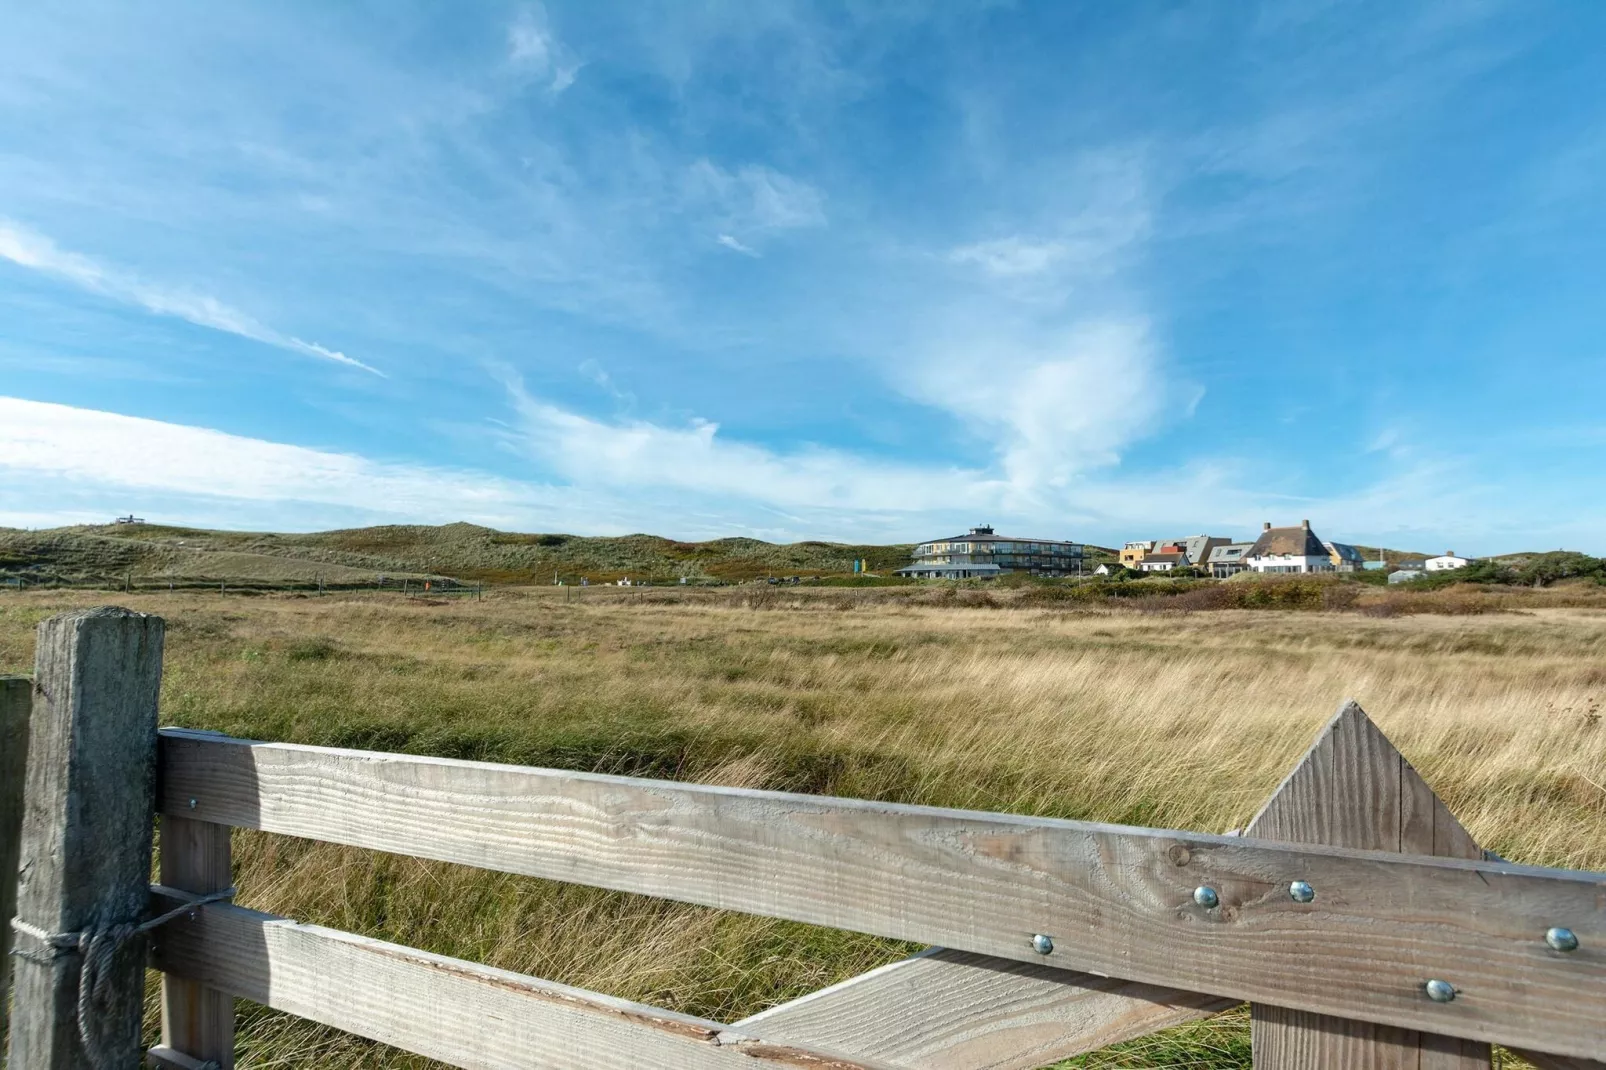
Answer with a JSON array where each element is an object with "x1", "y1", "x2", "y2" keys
[{"x1": 2, "y1": 588, "x2": 1600, "y2": 1068}]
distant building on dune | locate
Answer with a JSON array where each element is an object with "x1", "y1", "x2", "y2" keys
[
  {"x1": 1138, "y1": 552, "x2": 1187, "y2": 573},
  {"x1": 896, "y1": 526, "x2": 1084, "y2": 579},
  {"x1": 1242, "y1": 520, "x2": 1337, "y2": 574},
  {"x1": 1159, "y1": 535, "x2": 1232, "y2": 569},
  {"x1": 1119, "y1": 540, "x2": 1156, "y2": 568},
  {"x1": 1425, "y1": 551, "x2": 1474, "y2": 572},
  {"x1": 1389, "y1": 568, "x2": 1426, "y2": 584},
  {"x1": 1207, "y1": 542, "x2": 1255, "y2": 578},
  {"x1": 1324, "y1": 541, "x2": 1368, "y2": 573}
]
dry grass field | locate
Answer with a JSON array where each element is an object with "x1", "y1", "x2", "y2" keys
[{"x1": 2, "y1": 586, "x2": 1602, "y2": 1068}]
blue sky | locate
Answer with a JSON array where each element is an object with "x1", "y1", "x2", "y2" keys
[{"x1": 2, "y1": 1, "x2": 1603, "y2": 553}]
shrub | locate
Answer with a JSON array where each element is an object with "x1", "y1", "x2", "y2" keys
[{"x1": 1517, "y1": 552, "x2": 1604, "y2": 587}]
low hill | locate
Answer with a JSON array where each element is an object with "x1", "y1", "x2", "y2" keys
[{"x1": 0, "y1": 522, "x2": 919, "y2": 586}]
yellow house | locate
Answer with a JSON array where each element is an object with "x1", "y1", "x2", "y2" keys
[{"x1": 1119, "y1": 541, "x2": 1156, "y2": 568}]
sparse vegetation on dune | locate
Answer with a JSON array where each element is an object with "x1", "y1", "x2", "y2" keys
[
  {"x1": 0, "y1": 522, "x2": 920, "y2": 586},
  {"x1": 2, "y1": 588, "x2": 1599, "y2": 1068}
]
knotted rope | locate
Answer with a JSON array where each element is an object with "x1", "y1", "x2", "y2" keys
[{"x1": 11, "y1": 886, "x2": 236, "y2": 1070}]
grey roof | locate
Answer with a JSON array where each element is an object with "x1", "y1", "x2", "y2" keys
[
  {"x1": 1207, "y1": 543, "x2": 1254, "y2": 562},
  {"x1": 1141, "y1": 553, "x2": 1186, "y2": 565},
  {"x1": 1324, "y1": 541, "x2": 1368, "y2": 562}
]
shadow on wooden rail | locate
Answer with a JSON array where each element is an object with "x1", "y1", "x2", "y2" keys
[{"x1": 2, "y1": 608, "x2": 1602, "y2": 1070}]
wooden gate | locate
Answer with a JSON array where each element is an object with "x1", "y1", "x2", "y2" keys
[{"x1": 3, "y1": 608, "x2": 1602, "y2": 1069}]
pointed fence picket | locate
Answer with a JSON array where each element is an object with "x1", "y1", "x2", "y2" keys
[{"x1": 2, "y1": 608, "x2": 1602, "y2": 1070}]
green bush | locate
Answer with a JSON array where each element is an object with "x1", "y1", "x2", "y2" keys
[
  {"x1": 1410, "y1": 552, "x2": 1605, "y2": 590},
  {"x1": 1516, "y1": 551, "x2": 1604, "y2": 586}
]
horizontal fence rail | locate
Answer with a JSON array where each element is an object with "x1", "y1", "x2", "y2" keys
[
  {"x1": 157, "y1": 728, "x2": 1606, "y2": 1061},
  {"x1": 147, "y1": 887, "x2": 889, "y2": 1070}
]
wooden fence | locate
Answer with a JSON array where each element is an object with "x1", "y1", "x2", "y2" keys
[{"x1": 2, "y1": 607, "x2": 1602, "y2": 1070}]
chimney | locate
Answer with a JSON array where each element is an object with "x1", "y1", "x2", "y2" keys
[
  {"x1": 1446, "y1": 550, "x2": 1454, "y2": 558},
  {"x1": 1302, "y1": 519, "x2": 1310, "y2": 530},
  {"x1": 1263, "y1": 522, "x2": 1271, "y2": 531}
]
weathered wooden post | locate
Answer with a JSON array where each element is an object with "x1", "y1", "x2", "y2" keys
[
  {"x1": 7, "y1": 607, "x2": 164, "y2": 1069},
  {"x1": 1, "y1": 675, "x2": 32, "y2": 1048}
]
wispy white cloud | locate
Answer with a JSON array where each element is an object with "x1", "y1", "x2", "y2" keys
[
  {"x1": 717, "y1": 234, "x2": 759, "y2": 257},
  {"x1": 0, "y1": 396, "x2": 514, "y2": 518},
  {"x1": 948, "y1": 236, "x2": 1065, "y2": 277},
  {"x1": 906, "y1": 319, "x2": 1168, "y2": 497},
  {"x1": 504, "y1": 379, "x2": 998, "y2": 515},
  {"x1": 687, "y1": 161, "x2": 826, "y2": 249},
  {"x1": 0, "y1": 220, "x2": 382, "y2": 375},
  {"x1": 508, "y1": 5, "x2": 581, "y2": 93}
]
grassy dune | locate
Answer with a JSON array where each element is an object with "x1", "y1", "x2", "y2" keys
[
  {"x1": 1, "y1": 588, "x2": 1601, "y2": 1068},
  {"x1": 0, "y1": 521, "x2": 923, "y2": 586}
]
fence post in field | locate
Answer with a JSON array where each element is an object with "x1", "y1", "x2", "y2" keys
[
  {"x1": 2, "y1": 675, "x2": 32, "y2": 1047},
  {"x1": 6, "y1": 607, "x2": 164, "y2": 1070},
  {"x1": 155, "y1": 815, "x2": 235, "y2": 1069},
  {"x1": 1247, "y1": 701, "x2": 1491, "y2": 1069}
]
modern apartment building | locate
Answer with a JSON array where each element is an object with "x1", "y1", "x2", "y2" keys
[{"x1": 896, "y1": 526, "x2": 1084, "y2": 579}]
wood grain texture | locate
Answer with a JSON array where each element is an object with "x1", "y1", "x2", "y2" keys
[
  {"x1": 1, "y1": 675, "x2": 31, "y2": 1050},
  {"x1": 157, "y1": 729, "x2": 1606, "y2": 1059},
  {"x1": 148, "y1": 890, "x2": 891, "y2": 1070},
  {"x1": 1248, "y1": 700, "x2": 1492, "y2": 1069},
  {"x1": 7, "y1": 608, "x2": 164, "y2": 1070},
  {"x1": 147, "y1": 1044, "x2": 221, "y2": 1070},
  {"x1": 736, "y1": 947, "x2": 1236, "y2": 1069},
  {"x1": 159, "y1": 815, "x2": 235, "y2": 1069}
]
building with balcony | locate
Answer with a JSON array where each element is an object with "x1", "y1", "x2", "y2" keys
[{"x1": 896, "y1": 526, "x2": 1084, "y2": 579}]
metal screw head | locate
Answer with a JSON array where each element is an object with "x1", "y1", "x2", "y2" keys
[
  {"x1": 1545, "y1": 927, "x2": 1580, "y2": 952},
  {"x1": 1193, "y1": 886, "x2": 1220, "y2": 909},
  {"x1": 188, "y1": 797, "x2": 198, "y2": 810},
  {"x1": 1289, "y1": 880, "x2": 1316, "y2": 903},
  {"x1": 1031, "y1": 933, "x2": 1054, "y2": 955},
  {"x1": 1424, "y1": 979, "x2": 1456, "y2": 1003}
]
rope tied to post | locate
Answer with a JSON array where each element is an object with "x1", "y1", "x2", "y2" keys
[{"x1": 10, "y1": 885, "x2": 237, "y2": 1070}]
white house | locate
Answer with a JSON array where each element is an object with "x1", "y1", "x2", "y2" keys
[
  {"x1": 1425, "y1": 551, "x2": 1473, "y2": 572},
  {"x1": 1242, "y1": 520, "x2": 1337, "y2": 574},
  {"x1": 1138, "y1": 552, "x2": 1186, "y2": 573}
]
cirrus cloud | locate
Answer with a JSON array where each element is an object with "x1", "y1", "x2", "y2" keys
[{"x1": 0, "y1": 220, "x2": 381, "y2": 375}]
